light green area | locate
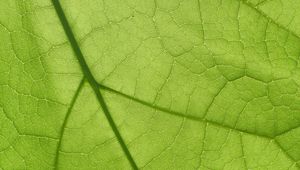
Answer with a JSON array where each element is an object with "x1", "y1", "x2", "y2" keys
[{"x1": 0, "y1": 0, "x2": 300, "y2": 169}]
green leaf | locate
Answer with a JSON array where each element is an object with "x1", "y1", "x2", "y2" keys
[{"x1": 1, "y1": 0, "x2": 300, "y2": 169}]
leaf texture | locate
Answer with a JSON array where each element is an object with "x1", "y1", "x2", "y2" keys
[{"x1": 0, "y1": 0, "x2": 300, "y2": 169}]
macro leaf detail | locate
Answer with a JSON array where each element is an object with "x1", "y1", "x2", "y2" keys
[{"x1": 0, "y1": 0, "x2": 300, "y2": 169}]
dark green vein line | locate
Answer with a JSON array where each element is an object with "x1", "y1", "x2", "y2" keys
[
  {"x1": 99, "y1": 83, "x2": 300, "y2": 166},
  {"x1": 51, "y1": 1, "x2": 138, "y2": 169},
  {"x1": 241, "y1": 0, "x2": 300, "y2": 39},
  {"x1": 97, "y1": 84, "x2": 273, "y2": 140},
  {"x1": 274, "y1": 140, "x2": 300, "y2": 169},
  {"x1": 99, "y1": 84, "x2": 300, "y2": 166},
  {"x1": 54, "y1": 78, "x2": 85, "y2": 170},
  {"x1": 276, "y1": 125, "x2": 300, "y2": 137}
]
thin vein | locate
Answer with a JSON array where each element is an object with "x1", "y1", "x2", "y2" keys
[
  {"x1": 239, "y1": 133, "x2": 248, "y2": 170},
  {"x1": 241, "y1": 0, "x2": 300, "y2": 39},
  {"x1": 54, "y1": 78, "x2": 85, "y2": 169},
  {"x1": 141, "y1": 118, "x2": 185, "y2": 169},
  {"x1": 273, "y1": 140, "x2": 300, "y2": 169},
  {"x1": 51, "y1": 0, "x2": 138, "y2": 169},
  {"x1": 202, "y1": 81, "x2": 227, "y2": 118},
  {"x1": 197, "y1": 122, "x2": 208, "y2": 169}
]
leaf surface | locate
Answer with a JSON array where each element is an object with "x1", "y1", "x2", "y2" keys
[{"x1": 1, "y1": 0, "x2": 300, "y2": 169}]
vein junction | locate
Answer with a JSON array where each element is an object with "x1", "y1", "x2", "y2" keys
[
  {"x1": 52, "y1": 0, "x2": 138, "y2": 169},
  {"x1": 51, "y1": 0, "x2": 300, "y2": 168}
]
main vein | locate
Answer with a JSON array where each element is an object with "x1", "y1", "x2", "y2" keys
[
  {"x1": 51, "y1": 0, "x2": 300, "y2": 168},
  {"x1": 51, "y1": 0, "x2": 138, "y2": 169}
]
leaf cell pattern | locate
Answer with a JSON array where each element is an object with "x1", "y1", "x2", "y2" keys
[{"x1": 0, "y1": 0, "x2": 300, "y2": 169}]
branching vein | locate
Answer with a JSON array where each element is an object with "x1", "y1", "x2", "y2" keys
[
  {"x1": 52, "y1": 0, "x2": 138, "y2": 169},
  {"x1": 54, "y1": 78, "x2": 85, "y2": 170}
]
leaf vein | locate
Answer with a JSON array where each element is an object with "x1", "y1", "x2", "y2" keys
[
  {"x1": 98, "y1": 83, "x2": 300, "y2": 167},
  {"x1": 241, "y1": 0, "x2": 300, "y2": 39},
  {"x1": 54, "y1": 78, "x2": 85, "y2": 169},
  {"x1": 52, "y1": 0, "x2": 138, "y2": 169}
]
